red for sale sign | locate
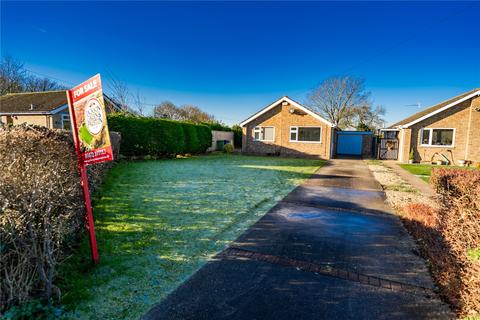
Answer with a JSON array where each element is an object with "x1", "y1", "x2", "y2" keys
[{"x1": 67, "y1": 74, "x2": 113, "y2": 165}]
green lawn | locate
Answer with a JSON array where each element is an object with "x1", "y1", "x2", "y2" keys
[
  {"x1": 59, "y1": 154, "x2": 324, "y2": 319},
  {"x1": 398, "y1": 164, "x2": 434, "y2": 182},
  {"x1": 399, "y1": 164, "x2": 477, "y2": 182}
]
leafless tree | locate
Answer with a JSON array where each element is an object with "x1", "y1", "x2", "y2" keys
[
  {"x1": 23, "y1": 76, "x2": 65, "y2": 92},
  {"x1": 180, "y1": 104, "x2": 215, "y2": 123},
  {"x1": 0, "y1": 56, "x2": 26, "y2": 95},
  {"x1": 1, "y1": 56, "x2": 65, "y2": 95},
  {"x1": 307, "y1": 75, "x2": 372, "y2": 129},
  {"x1": 153, "y1": 102, "x2": 215, "y2": 123},
  {"x1": 132, "y1": 90, "x2": 145, "y2": 116},
  {"x1": 107, "y1": 74, "x2": 130, "y2": 111},
  {"x1": 353, "y1": 105, "x2": 386, "y2": 130},
  {"x1": 154, "y1": 101, "x2": 182, "y2": 120}
]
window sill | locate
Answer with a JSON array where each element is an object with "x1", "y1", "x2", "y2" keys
[
  {"x1": 289, "y1": 140, "x2": 322, "y2": 144},
  {"x1": 419, "y1": 144, "x2": 454, "y2": 148}
]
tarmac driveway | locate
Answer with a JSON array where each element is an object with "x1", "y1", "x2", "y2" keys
[{"x1": 143, "y1": 159, "x2": 452, "y2": 320}]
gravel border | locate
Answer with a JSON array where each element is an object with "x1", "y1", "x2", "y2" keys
[{"x1": 366, "y1": 161, "x2": 438, "y2": 211}]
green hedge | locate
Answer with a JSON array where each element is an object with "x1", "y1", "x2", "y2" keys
[
  {"x1": 202, "y1": 122, "x2": 232, "y2": 132},
  {"x1": 107, "y1": 114, "x2": 212, "y2": 157},
  {"x1": 232, "y1": 125, "x2": 242, "y2": 148}
]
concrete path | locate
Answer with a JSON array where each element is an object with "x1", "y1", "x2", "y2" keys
[{"x1": 143, "y1": 159, "x2": 452, "y2": 320}]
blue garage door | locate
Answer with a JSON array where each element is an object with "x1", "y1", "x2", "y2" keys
[{"x1": 336, "y1": 133, "x2": 363, "y2": 155}]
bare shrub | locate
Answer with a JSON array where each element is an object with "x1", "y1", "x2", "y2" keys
[
  {"x1": 431, "y1": 168, "x2": 480, "y2": 317},
  {"x1": 402, "y1": 169, "x2": 480, "y2": 317},
  {"x1": 0, "y1": 125, "x2": 120, "y2": 311},
  {"x1": 0, "y1": 125, "x2": 83, "y2": 310},
  {"x1": 402, "y1": 203, "x2": 438, "y2": 229}
]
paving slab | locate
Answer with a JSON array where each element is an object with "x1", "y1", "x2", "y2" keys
[{"x1": 142, "y1": 159, "x2": 453, "y2": 320}]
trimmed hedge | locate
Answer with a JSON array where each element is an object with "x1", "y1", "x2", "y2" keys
[
  {"x1": 232, "y1": 125, "x2": 242, "y2": 148},
  {"x1": 202, "y1": 122, "x2": 231, "y2": 132},
  {"x1": 107, "y1": 114, "x2": 212, "y2": 157},
  {"x1": 196, "y1": 124, "x2": 212, "y2": 152}
]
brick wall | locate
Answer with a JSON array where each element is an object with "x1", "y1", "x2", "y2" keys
[
  {"x1": 399, "y1": 128, "x2": 412, "y2": 163},
  {"x1": 466, "y1": 96, "x2": 480, "y2": 161},
  {"x1": 5, "y1": 114, "x2": 53, "y2": 128},
  {"x1": 242, "y1": 101, "x2": 333, "y2": 158},
  {"x1": 402, "y1": 96, "x2": 480, "y2": 164}
]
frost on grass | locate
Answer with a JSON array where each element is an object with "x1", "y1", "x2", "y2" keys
[{"x1": 60, "y1": 154, "x2": 323, "y2": 319}]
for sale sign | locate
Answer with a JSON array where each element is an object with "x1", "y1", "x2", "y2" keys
[{"x1": 67, "y1": 74, "x2": 113, "y2": 165}]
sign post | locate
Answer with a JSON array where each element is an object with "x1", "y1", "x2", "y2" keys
[{"x1": 66, "y1": 74, "x2": 114, "y2": 264}]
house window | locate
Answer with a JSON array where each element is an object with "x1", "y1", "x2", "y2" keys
[
  {"x1": 421, "y1": 129, "x2": 430, "y2": 145},
  {"x1": 253, "y1": 126, "x2": 275, "y2": 141},
  {"x1": 62, "y1": 114, "x2": 71, "y2": 130},
  {"x1": 420, "y1": 128, "x2": 455, "y2": 147},
  {"x1": 290, "y1": 127, "x2": 321, "y2": 142}
]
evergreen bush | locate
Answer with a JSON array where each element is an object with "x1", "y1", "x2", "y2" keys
[{"x1": 107, "y1": 114, "x2": 212, "y2": 157}]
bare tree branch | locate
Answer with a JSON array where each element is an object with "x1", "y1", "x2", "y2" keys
[
  {"x1": 132, "y1": 90, "x2": 145, "y2": 116},
  {"x1": 307, "y1": 75, "x2": 378, "y2": 129},
  {"x1": 0, "y1": 56, "x2": 27, "y2": 95},
  {"x1": 0, "y1": 56, "x2": 65, "y2": 95},
  {"x1": 153, "y1": 102, "x2": 215, "y2": 123},
  {"x1": 154, "y1": 101, "x2": 182, "y2": 120},
  {"x1": 106, "y1": 73, "x2": 130, "y2": 112},
  {"x1": 180, "y1": 104, "x2": 215, "y2": 123}
]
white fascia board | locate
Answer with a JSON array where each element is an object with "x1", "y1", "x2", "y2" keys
[
  {"x1": 240, "y1": 96, "x2": 335, "y2": 128},
  {"x1": 401, "y1": 90, "x2": 480, "y2": 128},
  {"x1": 0, "y1": 112, "x2": 46, "y2": 115},
  {"x1": 0, "y1": 104, "x2": 68, "y2": 116},
  {"x1": 50, "y1": 104, "x2": 69, "y2": 114}
]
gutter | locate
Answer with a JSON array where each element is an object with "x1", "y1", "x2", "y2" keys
[{"x1": 0, "y1": 111, "x2": 54, "y2": 115}]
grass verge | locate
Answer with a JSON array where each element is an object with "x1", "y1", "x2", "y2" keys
[{"x1": 399, "y1": 164, "x2": 478, "y2": 183}]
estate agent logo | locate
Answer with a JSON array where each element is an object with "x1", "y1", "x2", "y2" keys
[
  {"x1": 85, "y1": 98, "x2": 104, "y2": 135},
  {"x1": 67, "y1": 74, "x2": 113, "y2": 165}
]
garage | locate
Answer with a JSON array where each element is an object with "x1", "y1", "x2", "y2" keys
[{"x1": 335, "y1": 131, "x2": 373, "y2": 157}]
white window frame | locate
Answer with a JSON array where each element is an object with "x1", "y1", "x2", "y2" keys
[
  {"x1": 253, "y1": 126, "x2": 275, "y2": 142},
  {"x1": 61, "y1": 114, "x2": 71, "y2": 130},
  {"x1": 419, "y1": 128, "x2": 455, "y2": 148},
  {"x1": 289, "y1": 126, "x2": 322, "y2": 143}
]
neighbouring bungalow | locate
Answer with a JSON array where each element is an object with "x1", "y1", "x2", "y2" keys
[
  {"x1": 381, "y1": 88, "x2": 480, "y2": 165},
  {"x1": 240, "y1": 96, "x2": 337, "y2": 158},
  {"x1": 0, "y1": 90, "x2": 124, "y2": 130}
]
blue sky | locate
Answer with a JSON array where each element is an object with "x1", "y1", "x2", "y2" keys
[{"x1": 1, "y1": 1, "x2": 479, "y2": 126}]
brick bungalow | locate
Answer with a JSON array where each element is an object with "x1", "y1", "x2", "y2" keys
[
  {"x1": 240, "y1": 96, "x2": 336, "y2": 158},
  {"x1": 0, "y1": 90, "x2": 123, "y2": 129},
  {"x1": 388, "y1": 88, "x2": 480, "y2": 165}
]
